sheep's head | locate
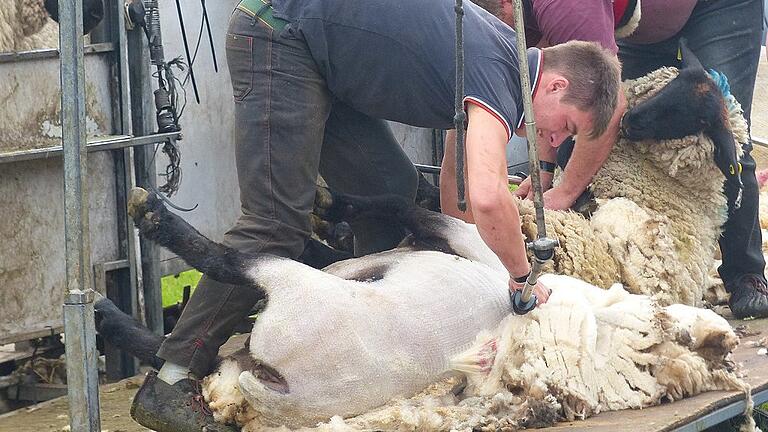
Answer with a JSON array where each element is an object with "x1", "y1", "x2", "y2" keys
[
  {"x1": 43, "y1": 0, "x2": 104, "y2": 35},
  {"x1": 620, "y1": 39, "x2": 743, "y2": 210}
]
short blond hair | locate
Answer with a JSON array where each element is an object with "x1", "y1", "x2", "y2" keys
[{"x1": 542, "y1": 41, "x2": 621, "y2": 138}]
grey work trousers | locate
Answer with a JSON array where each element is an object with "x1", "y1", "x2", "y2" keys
[
  {"x1": 157, "y1": 8, "x2": 418, "y2": 376},
  {"x1": 618, "y1": 0, "x2": 766, "y2": 286}
]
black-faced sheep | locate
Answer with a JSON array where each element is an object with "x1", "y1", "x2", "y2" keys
[
  {"x1": 518, "y1": 42, "x2": 748, "y2": 308},
  {"x1": 94, "y1": 186, "x2": 745, "y2": 431}
]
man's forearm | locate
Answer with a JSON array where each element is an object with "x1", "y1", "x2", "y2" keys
[
  {"x1": 538, "y1": 137, "x2": 558, "y2": 165},
  {"x1": 556, "y1": 92, "x2": 625, "y2": 201},
  {"x1": 557, "y1": 134, "x2": 613, "y2": 199},
  {"x1": 471, "y1": 187, "x2": 530, "y2": 278}
]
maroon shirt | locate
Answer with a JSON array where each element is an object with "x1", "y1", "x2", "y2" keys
[{"x1": 523, "y1": 0, "x2": 699, "y2": 53}]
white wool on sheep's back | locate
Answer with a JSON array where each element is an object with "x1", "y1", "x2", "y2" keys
[
  {"x1": 237, "y1": 249, "x2": 512, "y2": 428},
  {"x1": 461, "y1": 276, "x2": 743, "y2": 415},
  {"x1": 207, "y1": 273, "x2": 746, "y2": 431}
]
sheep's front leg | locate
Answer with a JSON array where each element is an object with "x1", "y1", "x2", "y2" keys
[{"x1": 128, "y1": 188, "x2": 256, "y2": 287}]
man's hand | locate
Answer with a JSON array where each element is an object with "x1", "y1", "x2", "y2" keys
[
  {"x1": 509, "y1": 278, "x2": 551, "y2": 305},
  {"x1": 513, "y1": 173, "x2": 554, "y2": 200},
  {"x1": 514, "y1": 175, "x2": 582, "y2": 210},
  {"x1": 542, "y1": 185, "x2": 578, "y2": 210}
]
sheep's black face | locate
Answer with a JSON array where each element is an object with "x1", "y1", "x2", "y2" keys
[
  {"x1": 621, "y1": 63, "x2": 743, "y2": 210},
  {"x1": 44, "y1": 0, "x2": 105, "y2": 35},
  {"x1": 621, "y1": 68, "x2": 724, "y2": 142}
]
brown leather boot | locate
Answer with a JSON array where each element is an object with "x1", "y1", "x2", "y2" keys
[{"x1": 130, "y1": 371, "x2": 238, "y2": 432}]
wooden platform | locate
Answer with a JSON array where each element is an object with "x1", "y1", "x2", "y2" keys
[{"x1": 2, "y1": 318, "x2": 768, "y2": 432}]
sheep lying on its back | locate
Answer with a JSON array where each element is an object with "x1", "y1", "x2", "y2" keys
[
  {"x1": 112, "y1": 188, "x2": 746, "y2": 431},
  {"x1": 519, "y1": 66, "x2": 749, "y2": 306}
]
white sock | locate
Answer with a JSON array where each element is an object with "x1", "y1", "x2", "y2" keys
[{"x1": 157, "y1": 361, "x2": 191, "y2": 385}]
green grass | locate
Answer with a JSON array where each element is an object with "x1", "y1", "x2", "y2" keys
[{"x1": 161, "y1": 270, "x2": 202, "y2": 307}]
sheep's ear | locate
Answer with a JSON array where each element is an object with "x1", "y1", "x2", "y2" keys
[{"x1": 679, "y1": 38, "x2": 704, "y2": 71}]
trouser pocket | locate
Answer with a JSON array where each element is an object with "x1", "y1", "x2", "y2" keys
[{"x1": 226, "y1": 33, "x2": 254, "y2": 101}]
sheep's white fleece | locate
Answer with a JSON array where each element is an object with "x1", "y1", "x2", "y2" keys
[
  {"x1": 0, "y1": 0, "x2": 58, "y2": 52},
  {"x1": 203, "y1": 272, "x2": 744, "y2": 431},
  {"x1": 520, "y1": 66, "x2": 749, "y2": 307}
]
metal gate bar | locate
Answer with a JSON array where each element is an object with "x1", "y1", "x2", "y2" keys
[{"x1": 59, "y1": 0, "x2": 101, "y2": 429}]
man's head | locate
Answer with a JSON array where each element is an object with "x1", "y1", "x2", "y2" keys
[
  {"x1": 528, "y1": 41, "x2": 621, "y2": 146},
  {"x1": 472, "y1": 0, "x2": 514, "y2": 26}
]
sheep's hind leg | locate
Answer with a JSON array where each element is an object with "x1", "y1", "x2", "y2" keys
[
  {"x1": 315, "y1": 188, "x2": 472, "y2": 257},
  {"x1": 127, "y1": 188, "x2": 256, "y2": 287}
]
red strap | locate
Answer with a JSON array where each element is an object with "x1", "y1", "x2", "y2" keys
[{"x1": 612, "y1": 0, "x2": 629, "y2": 25}]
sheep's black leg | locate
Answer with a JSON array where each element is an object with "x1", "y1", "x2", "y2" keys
[
  {"x1": 298, "y1": 238, "x2": 353, "y2": 268},
  {"x1": 128, "y1": 188, "x2": 256, "y2": 287},
  {"x1": 315, "y1": 188, "x2": 462, "y2": 256},
  {"x1": 94, "y1": 296, "x2": 165, "y2": 369}
]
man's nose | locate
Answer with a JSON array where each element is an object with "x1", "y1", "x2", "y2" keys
[{"x1": 549, "y1": 131, "x2": 570, "y2": 146}]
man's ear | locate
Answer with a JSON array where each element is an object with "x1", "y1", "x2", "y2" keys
[{"x1": 548, "y1": 76, "x2": 569, "y2": 94}]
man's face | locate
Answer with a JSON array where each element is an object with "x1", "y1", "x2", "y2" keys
[
  {"x1": 526, "y1": 81, "x2": 594, "y2": 146},
  {"x1": 499, "y1": 0, "x2": 515, "y2": 27}
]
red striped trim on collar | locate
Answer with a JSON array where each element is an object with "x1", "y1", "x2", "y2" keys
[{"x1": 465, "y1": 97, "x2": 512, "y2": 139}]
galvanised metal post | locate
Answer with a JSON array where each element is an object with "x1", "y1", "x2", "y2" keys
[
  {"x1": 59, "y1": 0, "x2": 102, "y2": 429},
  {"x1": 509, "y1": 0, "x2": 558, "y2": 313}
]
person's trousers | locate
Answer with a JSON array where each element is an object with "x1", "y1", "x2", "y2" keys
[
  {"x1": 156, "y1": 7, "x2": 418, "y2": 377},
  {"x1": 617, "y1": 0, "x2": 766, "y2": 286}
]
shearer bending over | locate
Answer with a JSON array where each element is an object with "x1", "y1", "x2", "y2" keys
[
  {"x1": 128, "y1": 0, "x2": 621, "y2": 430},
  {"x1": 471, "y1": 0, "x2": 768, "y2": 319}
]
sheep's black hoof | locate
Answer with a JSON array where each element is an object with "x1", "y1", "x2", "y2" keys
[
  {"x1": 128, "y1": 188, "x2": 150, "y2": 219},
  {"x1": 727, "y1": 274, "x2": 768, "y2": 319},
  {"x1": 128, "y1": 188, "x2": 166, "y2": 236}
]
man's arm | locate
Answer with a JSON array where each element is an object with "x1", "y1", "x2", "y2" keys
[
  {"x1": 440, "y1": 129, "x2": 475, "y2": 222},
  {"x1": 513, "y1": 131, "x2": 556, "y2": 199},
  {"x1": 464, "y1": 104, "x2": 530, "y2": 278},
  {"x1": 544, "y1": 93, "x2": 626, "y2": 210}
]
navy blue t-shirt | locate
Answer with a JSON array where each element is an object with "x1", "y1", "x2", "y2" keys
[{"x1": 271, "y1": 0, "x2": 541, "y2": 139}]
